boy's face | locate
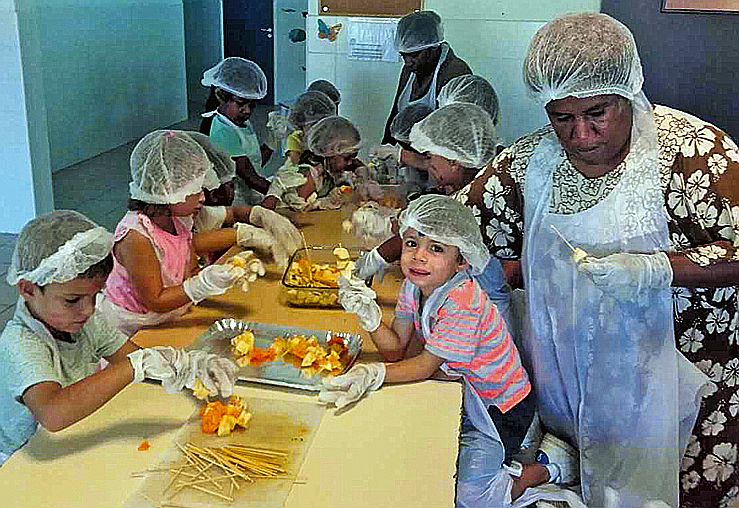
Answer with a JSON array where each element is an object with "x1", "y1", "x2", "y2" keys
[
  {"x1": 170, "y1": 191, "x2": 205, "y2": 217},
  {"x1": 18, "y1": 275, "x2": 107, "y2": 334},
  {"x1": 220, "y1": 96, "x2": 256, "y2": 127},
  {"x1": 328, "y1": 152, "x2": 358, "y2": 175},
  {"x1": 400, "y1": 228, "x2": 468, "y2": 297}
]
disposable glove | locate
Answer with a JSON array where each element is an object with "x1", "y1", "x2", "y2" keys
[
  {"x1": 369, "y1": 144, "x2": 401, "y2": 162},
  {"x1": 318, "y1": 363, "x2": 386, "y2": 409},
  {"x1": 338, "y1": 276, "x2": 382, "y2": 332},
  {"x1": 249, "y1": 205, "x2": 302, "y2": 257},
  {"x1": 265, "y1": 171, "x2": 307, "y2": 199},
  {"x1": 235, "y1": 223, "x2": 289, "y2": 266},
  {"x1": 577, "y1": 251, "x2": 673, "y2": 300},
  {"x1": 348, "y1": 205, "x2": 395, "y2": 246},
  {"x1": 128, "y1": 347, "x2": 238, "y2": 397},
  {"x1": 229, "y1": 250, "x2": 266, "y2": 291},
  {"x1": 354, "y1": 248, "x2": 389, "y2": 281},
  {"x1": 183, "y1": 264, "x2": 245, "y2": 304}
]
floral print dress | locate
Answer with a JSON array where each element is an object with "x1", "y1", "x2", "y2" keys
[{"x1": 457, "y1": 105, "x2": 739, "y2": 507}]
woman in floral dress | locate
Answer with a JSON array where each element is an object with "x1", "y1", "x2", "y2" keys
[{"x1": 457, "y1": 13, "x2": 739, "y2": 508}]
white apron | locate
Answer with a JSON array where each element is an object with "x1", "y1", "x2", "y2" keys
[
  {"x1": 520, "y1": 95, "x2": 706, "y2": 507},
  {"x1": 397, "y1": 43, "x2": 449, "y2": 112}
]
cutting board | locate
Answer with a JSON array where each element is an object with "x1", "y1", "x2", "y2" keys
[{"x1": 123, "y1": 396, "x2": 325, "y2": 508}]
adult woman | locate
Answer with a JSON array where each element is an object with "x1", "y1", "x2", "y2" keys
[{"x1": 458, "y1": 13, "x2": 739, "y2": 508}]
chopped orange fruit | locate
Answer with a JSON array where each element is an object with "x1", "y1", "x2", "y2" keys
[{"x1": 138, "y1": 440, "x2": 151, "y2": 451}]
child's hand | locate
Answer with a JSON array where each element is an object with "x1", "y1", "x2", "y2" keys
[
  {"x1": 183, "y1": 264, "x2": 245, "y2": 303},
  {"x1": 234, "y1": 223, "x2": 288, "y2": 266},
  {"x1": 338, "y1": 276, "x2": 382, "y2": 332},
  {"x1": 318, "y1": 363, "x2": 386, "y2": 409},
  {"x1": 249, "y1": 205, "x2": 302, "y2": 257}
]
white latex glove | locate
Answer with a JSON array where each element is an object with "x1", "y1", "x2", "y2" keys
[
  {"x1": 249, "y1": 205, "x2": 302, "y2": 258},
  {"x1": 577, "y1": 251, "x2": 673, "y2": 300},
  {"x1": 183, "y1": 264, "x2": 245, "y2": 304},
  {"x1": 235, "y1": 223, "x2": 289, "y2": 266},
  {"x1": 229, "y1": 250, "x2": 267, "y2": 291},
  {"x1": 318, "y1": 363, "x2": 386, "y2": 409},
  {"x1": 354, "y1": 248, "x2": 389, "y2": 281},
  {"x1": 338, "y1": 276, "x2": 382, "y2": 332},
  {"x1": 128, "y1": 347, "x2": 238, "y2": 397},
  {"x1": 265, "y1": 171, "x2": 308, "y2": 199},
  {"x1": 350, "y1": 205, "x2": 395, "y2": 245}
]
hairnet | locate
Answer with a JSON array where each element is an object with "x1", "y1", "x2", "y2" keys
[
  {"x1": 395, "y1": 11, "x2": 444, "y2": 53},
  {"x1": 7, "y1": 210, "x2": 113, "y2": 286},
  {"x1": 201, "y1": 57, "x2": 268, "y2": 100},
  {"x1": 390, "y1": 103, "x2": 434, "y2": 144},
  {"x1": 288, "y1": 91, "x2": 337, "y2": 131},
  {"x1": 523, "y1": 13, "x2": 644, "y2": 104},
  {"x1": 187, "y1": 132, "x2": 236, "y2": 191},
  {"x1": 307, "y1": 80, "x2": 341, "y2": 106},
  {"x1": 438, "y1": 75, "x2": 500, "y2": 126},
  {"x1": 399, "y1": 194, "x2": 489, "y2": 274},
  {"x1": 129, "y1": 130, "x2": 210, "y2": 204},
  {"x1": 306, "y1": 116, "x2": 361, "y2": 157},
  {"x1": 409, "y1": 103, "x2": 498, "y2": 168}
]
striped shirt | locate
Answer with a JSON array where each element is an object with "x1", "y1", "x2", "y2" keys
[{"x1": 395, "y1": 273, "x2": 531, "y2": 413}]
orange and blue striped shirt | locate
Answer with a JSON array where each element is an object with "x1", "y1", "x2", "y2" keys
[{"x1": 395, "y1": 273, "x2": 531, "y2": 413}]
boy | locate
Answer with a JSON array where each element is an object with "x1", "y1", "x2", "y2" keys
[
  {"x1": 320, "y1": 195, "x2": 559, "y2": 506},
  {"x1": 201, "y1": 57, "x2": 274, "y2": 205},
  {"x1": 0, "y1": 211, "x2": 237, "y2": 463}
]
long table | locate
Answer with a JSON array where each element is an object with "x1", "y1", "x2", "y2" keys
[{"x1": 0, "y1": 210, "x2": 462, "y2": 507}]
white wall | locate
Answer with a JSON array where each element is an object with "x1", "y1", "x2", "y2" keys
[
  {"x1": 306, "y1": 0, "x2": 601, "y2": 148},
  {"x1": 184, "y1": 0, "x2": 223, "y2": 110},
  {"x1": 0, "y1": 0, "x2": 53, "y2": 233},
  {"x1": 31, "y1": 0, "x2": 189, "y2": 172}
]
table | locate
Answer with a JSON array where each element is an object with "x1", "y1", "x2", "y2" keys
[{"x1": 0, "y1": 210, "x2": 463, "y2": 508}]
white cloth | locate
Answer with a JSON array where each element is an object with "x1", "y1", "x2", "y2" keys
[
  {"x1": 0, "y1": 299, "x2": 128, "y2": 457},
  {"x1": 519, "y1": 96, "x2": 707, "y2": 507},
  {"x1": 397, "y1": 43, "x2": 449, "y2": 112}
]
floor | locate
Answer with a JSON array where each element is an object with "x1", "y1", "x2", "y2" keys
[{"x1": 0, "y1": 104, "x2": 279, "y2": 329}]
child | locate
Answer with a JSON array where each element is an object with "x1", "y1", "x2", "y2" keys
[
  {"x1": 320, "y1": 195, "x2": 554, "y2": 506},
  {"x1": 97, "y1": 130, "x2": 262, "y2": 336},
  {"x1": 201, "y1": 57, "x2": 274, "y2": 205},
  {"x1": 267, "y1": 116, "x2": 364, "y2": 211},
  {"x1": 306, "y1": 79, "x2": 341, "y2": 109},
  {"x1": 188, "y1": 132, "x2": 302, "y2": 266},
  {"x1": 284, "y1": 90, "x2": 337, "y2": 167},
  {"x1": 0, "y1": 210, "x2": 237, "y2": 463},
  {"x1": 389, "y1": 102, "x2": 434, "y2": 192}
]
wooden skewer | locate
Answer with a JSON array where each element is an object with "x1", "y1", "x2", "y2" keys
[{"x1": 185, "y1": 484, "x2": 234, "y2": 502}]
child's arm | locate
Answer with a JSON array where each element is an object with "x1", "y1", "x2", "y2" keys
[
  {"x1": 114, "y1": 231, "x2": 192, "y2": 312},
  {"x1": 22, "y1": 357, "x2": 135, "y2": 432},
  {"x1": 369, "y1": 318, "x2": 414, "y2": 362},
  {"x1": 235, "y1": 156, "x2": 270, "y2": 195},
  {"x1": 192, "y1": 229, "x2": 237, "y2": 256},
  {"x1": 296, "y1": 172, "x2": 318, "y2": 199},
  {"x1": 383, "y1": 350, "x2": 444, "y2": 383},
  {"x1": 221, "y1": 206, "x2": 253, "y2": 226},
  {"x1": 260, "y1": 144, "x2": 273, "y2": 166}
]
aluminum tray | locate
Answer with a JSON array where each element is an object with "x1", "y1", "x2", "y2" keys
[{"x1": 188, "y1": 318, "x2": 362, "y2": 391}]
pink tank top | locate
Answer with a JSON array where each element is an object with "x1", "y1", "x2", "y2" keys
[{"x1": 104, "y1": 212, "x2": 193, "y2": 314}]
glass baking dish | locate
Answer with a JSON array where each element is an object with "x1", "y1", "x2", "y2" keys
[{"x1": 280, "y1": 245, "x2": 370, "y2": 308}]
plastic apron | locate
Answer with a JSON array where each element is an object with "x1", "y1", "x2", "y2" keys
[
  {"x1": 520, "y1": 98, "x2": 706, "y2": 507},
  {"x1": 203, "y1": 111, "x2": 266, "y2": 205}
]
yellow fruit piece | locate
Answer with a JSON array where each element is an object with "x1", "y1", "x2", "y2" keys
[{"x1": 192, "y1": 378, "x2": 211, "y2": 400}]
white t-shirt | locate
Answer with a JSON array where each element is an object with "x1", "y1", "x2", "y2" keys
[{"x1": 0, "y1": 299, "x2": 128, "y2": 459}]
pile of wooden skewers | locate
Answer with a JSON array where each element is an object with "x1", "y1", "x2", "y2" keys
[{"x1": 135, "y1": 441, "x2": 293, "y2": 506}]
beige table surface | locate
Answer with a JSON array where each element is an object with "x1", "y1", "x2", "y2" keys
[{"x1": 0, "y1": 210, "x2": 463, "y2": 508}]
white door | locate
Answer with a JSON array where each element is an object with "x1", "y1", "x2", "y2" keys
[{"x1": 273, "y1": 0, "x2": 308, "y2": 106}]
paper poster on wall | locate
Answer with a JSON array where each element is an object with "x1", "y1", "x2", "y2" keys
[
  {"x1": 662, "y1": 0, "x2": 739, "y2": 12},
  {"x1": 347, "y1": 19, "x2": 399, "y2": 62}
]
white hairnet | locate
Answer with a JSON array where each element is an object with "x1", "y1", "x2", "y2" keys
[
  {"x1": 129, "y1": 130, "x2": 210, "y2": 204},
  {"x1": 390, "y1": 103, "x2": 434, "y2": 144},
  {"x1": 201, "y1": 57, "x2": 268, "y2": 100},
  {"x1": 395, "y1": 11, "x2": 444, "y2": 53},
  {"x1": 187, "y1": 132, "x2": 236, "y2": 191},
  {"x1": 307, "y1": 80, "x2": 341, "y2": 106},
  {"x1": 523, "y1": 13, "x2": 644, "y2": 104},
  {"x1": 306, "y1": 116, "x2": 361, "y2": 157},
  {"x1": 7, "y1": 210, "x2": 113, "y2": 286},
  {"x1": 399, "y1": 194, "x2": 489, "y2": 274},
  {"x1": 288, "y1": 91, "x2": 337, "y2": 131},
  {"x1": 438, "y1": 75, "x2": 500, "y2": 126},
  {"x1": 409, "y1": 103, "x2": 498, "y2": 168}
]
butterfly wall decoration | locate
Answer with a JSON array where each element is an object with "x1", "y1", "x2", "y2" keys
[{"x1": 317, "y1": 18, "x2": 342, "y2": 42}]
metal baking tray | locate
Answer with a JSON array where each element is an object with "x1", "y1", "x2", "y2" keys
[{"x1": 188, "y1": 318, "x2": 362, "y2": 391}]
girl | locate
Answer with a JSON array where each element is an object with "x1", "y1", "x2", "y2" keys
[
  {"x1": 284, "y1": 90, "x2": 336, "y2": 167},
  {"x1": 98, "y1": 130, "x2": 260, "y2": 336}
]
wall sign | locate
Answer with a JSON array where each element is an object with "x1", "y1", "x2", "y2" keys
[{"x1": 662, "y1": 0, "x2": 739, "y2": 13}]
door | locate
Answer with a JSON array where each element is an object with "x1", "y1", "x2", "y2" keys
[
  {"x1": 273, "y1": 0, "x2": 308, "y2": 106},
  {"x1": 223, "y1": 0, "x2": 275, "y2": 105}
]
